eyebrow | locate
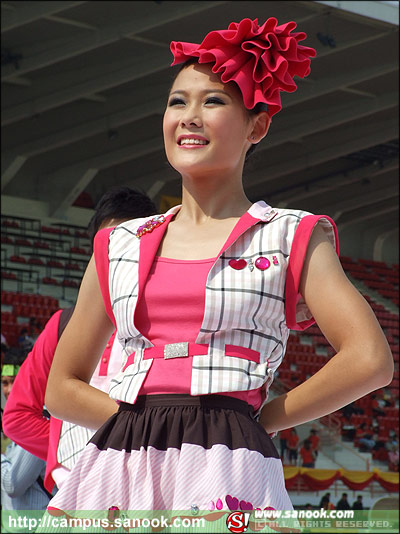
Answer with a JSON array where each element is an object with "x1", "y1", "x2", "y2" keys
[{"x1": 169, "y1": 89, "x2": 232, "y2": 99}]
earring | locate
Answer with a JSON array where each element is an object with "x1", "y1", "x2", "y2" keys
[{"x1": 251, "y1": 135, "x2": 256, "y2": 141}]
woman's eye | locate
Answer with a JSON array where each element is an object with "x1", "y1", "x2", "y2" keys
[
  {"x1": 168, "y1": 97, "x2": 185, "y2": 106},
  {"x1": 205, "y1": 97, "x2": 225, "y2": 105}
]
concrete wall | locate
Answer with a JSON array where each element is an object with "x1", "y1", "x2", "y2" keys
[
  {"x1": 338, "y1": 222, "x2": 399, "y2": 265},
  {"x1": 2, "y1": 195, "x2": 94, "y2": 228}
]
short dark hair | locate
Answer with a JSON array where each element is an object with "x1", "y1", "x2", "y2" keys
[
  {"x1": 3, "y1": 347, "x2": 28, "y2": 366},
  {"x1": 87, "y1": 187, "x2": 157, "y2": 246}
]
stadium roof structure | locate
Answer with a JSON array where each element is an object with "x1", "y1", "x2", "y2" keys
[{"x1": 1, "y1": 1, "x2": 399, "y2": 251}]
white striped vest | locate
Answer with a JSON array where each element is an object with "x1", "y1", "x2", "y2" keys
[{"x1": 101, "y1": 201, "x2": 337, "y2": 406}]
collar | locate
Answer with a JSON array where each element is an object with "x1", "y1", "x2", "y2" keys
[
  {"x1": 134, "y1": 200, "x2": 278, "y2": 335},
  {"x1": 248, "y1": 200, "x2": 278, "y2": 222},
  {"x1": 163, "y1": 200, "x2": 277, "y2": 223}
]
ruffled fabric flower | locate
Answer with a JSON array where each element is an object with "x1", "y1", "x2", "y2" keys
[{"x1": 170, "y1": 17, "x2": 316, "y2": 117}]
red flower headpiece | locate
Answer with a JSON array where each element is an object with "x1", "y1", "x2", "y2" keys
[{"x1": 170, "y1": 17, "x2": 316, "y2": 117}]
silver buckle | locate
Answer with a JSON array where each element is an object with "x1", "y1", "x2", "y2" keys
[{"x1": 164, "y1": 342, "x2": 189, "y2": 359}]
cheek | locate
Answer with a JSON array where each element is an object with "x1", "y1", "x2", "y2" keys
[
  {"x1": 162, "y1": 114, "x2": 169, "y2": 140},
  {"x1": 163, "y1": 113, "x2": 178, "y2": 149},
  {"x1": 216, "y1": 118, "x2": 249, "y2": 150},
  {"x1": 163, "y1": 114, "x2": 173, "y2": 151},
  {"x1": 163, "y1": 109, "x2": 177, "y2": 133}
]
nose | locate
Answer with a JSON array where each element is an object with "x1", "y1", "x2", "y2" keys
[{"x1": 180, "y1": 103, "x2": 202, "y2": 128}]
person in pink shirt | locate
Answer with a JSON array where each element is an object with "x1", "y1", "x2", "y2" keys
[{"x1": 2, "y1": 187, "x2": 156, "y2": 493}]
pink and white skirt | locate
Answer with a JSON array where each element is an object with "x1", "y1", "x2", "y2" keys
[{"x1": 47, "y1": 394, "x2": 292, "y2": 512}]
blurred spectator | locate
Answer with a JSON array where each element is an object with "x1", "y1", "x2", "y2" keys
[
  {"x1": 342, "y1": 421, "x2": 356, "y2": 441},
  {"x1": 388, "y1": 449, "x2": 399, "y2": 471},
  {"x1": 382, "y1": 388, "x2": 394, "y2": 407},
  {"x1": 300, "y1": 439, "x2": 316, "y2": 468},
  {"x1": 352, "y1": 495, "x2": 364, "y2": 510},
  {"x1": 387, "y1": 430, "x2": 398, "y2": 445},
  {"x1": 17, "y1": 328, "x2": 34, "y2": 352},
  {"x1": 342, "y1": 402, "x2": 364, "y2": 440},
  {"x1": 371, "y1": 394, "x2": 386, "y2": 417},
  {"x1": 1, "y1": 349, "x2": 53, "y2": 510},
  {"x1": 29, "y1": 317, "x2": 42, "y2": 342},
  {"x1": 307, "y1": 429, "x2": 320, "y2": 457},
  {"x1": 279, "y1": 428, "x2": 291, "y2": 464},
  {"x1": 386, "y1": 433, "x2": 399, "y2": 471},
  {"x1": 336, "y1": 493, "x2": 351, "y2": 510},
  {"x1": 319, "y1": 492, "x2": 335, "y2": 510},
  {"x1": 342, "y1": 401, "x2": 363, "y2": 421},
  {"x1": 2, "y1": 349, "x2": 22, "y2": 430},
  {"x1": 372, "y1": 435, "x2": 387, "y2": 454},
  {"x1": 357, "y1": 423, "x2": 376, "y2": 452},
  {"x1": 287, "y1": 428, "x2": 299, "y2": 466},
  {"x1": 355, "y1": 422, "x2": 367, "y2": 442}
]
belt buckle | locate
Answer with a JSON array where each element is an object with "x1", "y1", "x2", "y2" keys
[{"x1": 164, "y1": 342, "x2": 189, "y2": 359}]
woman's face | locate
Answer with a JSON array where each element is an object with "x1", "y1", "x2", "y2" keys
[{"x1": 163, "y1": 63, "x2": 255, "y2": 178}]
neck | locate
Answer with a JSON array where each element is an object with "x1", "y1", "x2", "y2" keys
[{"x1": 176, "y1": 171, "x2": 252, "y2": 223}]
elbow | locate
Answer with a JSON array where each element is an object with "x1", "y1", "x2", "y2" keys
[
  {"x1": 376, "y1": 342, "x2": 394, "y2": 386},
  {"x1": 2, "y1": 406, "x2": 20, "y2": 443},
  {"x1": 7, "y1": 487, "x2": 22, "y2": 499},
  {"x1": 2, "y1": 415, "x2": 13, "y2": 441},
  {"x1": 44, "y1": 385, "x2": 58, "y2": 418},
  {"x1": 45, "y1": 375, "x2": 76, "y2": 419},
  {"x1": 377, "y1": 358, "x2": 394, "y2": 387},
  {"x1": 3, "y1": 480, "x2": 23, "y2": 498},
  {"x1": 44, "y1": 373, "x2": 63, "y2": 418},
  {"x1": 364, "y1": 344, "x2": 394, "y2": 389},
  {"x1": 375, "y1": 368, "x2": 394, "y2": 389}
]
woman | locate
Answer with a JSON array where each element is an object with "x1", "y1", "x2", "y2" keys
[{"x1": 45, "y1": 17, "x2": 393, "y2": 513}]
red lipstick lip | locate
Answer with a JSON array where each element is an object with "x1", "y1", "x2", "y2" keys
[{"x1": 177, "y1": 134, "x2": 209, "y2": 145}]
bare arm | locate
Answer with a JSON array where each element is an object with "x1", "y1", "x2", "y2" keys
[
  {"x1": 45, "y1": 256, "x2": 118, "y2": 430},
  {"x1": 259, "y1": 224, "x2": 394, "y2": 433}
]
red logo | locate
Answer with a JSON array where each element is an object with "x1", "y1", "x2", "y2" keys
[{"x1": 226, "y1": 511, "x2": 250, "y2": 533}]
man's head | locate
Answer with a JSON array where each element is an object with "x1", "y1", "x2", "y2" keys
[
  {"x1": 87, "y1": 187, "x2": 157, "y2": 249},
  {"x1": 1, "y1": 348, "x2": 26, "y2": 401}
]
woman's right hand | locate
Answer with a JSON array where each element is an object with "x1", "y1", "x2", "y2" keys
[{"x1": 45, "y1": 256, "x2": 118, "y2": 430}]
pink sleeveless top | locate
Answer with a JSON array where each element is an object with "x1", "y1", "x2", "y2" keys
[{"x1": 135, "y1": 256, "x2": 263, "y2": 410}]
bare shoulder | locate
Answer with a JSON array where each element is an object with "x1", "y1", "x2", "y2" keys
[
  {"x1": 71, "y1": 255, "x2": 111, "y2": 325},
  {"x1": 299, "y1": 222, "x2": 391, "y2": 358},
  {"x1": 299, "y1": 222, "x2": 343, "y2": 294}
]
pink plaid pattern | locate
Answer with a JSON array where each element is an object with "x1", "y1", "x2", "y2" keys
[{"x1": 98, "y1": 201, "x2": 337, "y2": 408}]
